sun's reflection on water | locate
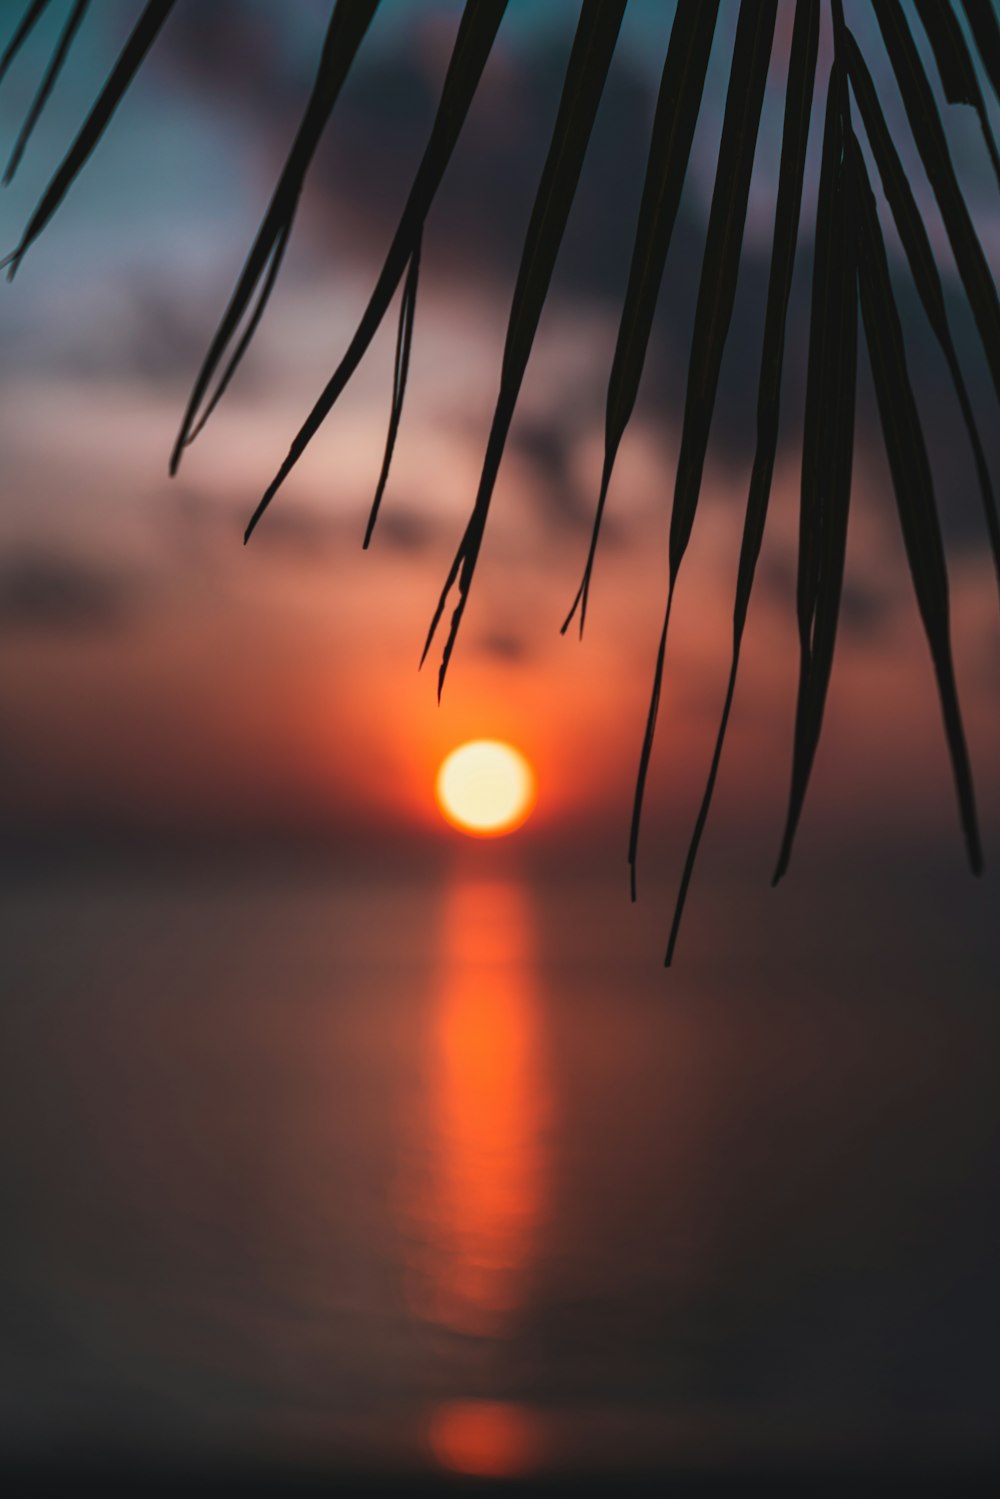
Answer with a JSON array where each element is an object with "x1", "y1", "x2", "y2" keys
[
  {"x1": 426, "y1": 1398, "x2": 545, "y2": 1478},
  {"x1": 397, "y1": 878, "x2": 550, "y2": 1475},
  {"x1": 403, "y1": 879, "x2": 549, "y2": 1340}
]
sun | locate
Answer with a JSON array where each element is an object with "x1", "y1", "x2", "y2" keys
[{"x1": 435, "y1": 741, "x2": 535, "y2": 838}]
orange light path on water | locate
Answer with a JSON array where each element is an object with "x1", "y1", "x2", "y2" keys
[
  {"x1": 397, "y1": 879, "x2": 551, "y2": 1477},
  {"x1": 427, "y1": 1399, "x2": 545, "y2": 1479}
]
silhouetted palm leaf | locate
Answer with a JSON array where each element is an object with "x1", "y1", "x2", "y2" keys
[
  {"x1": 422, "y1": 0, "x2": 628, "y2": 697},
  {"x1": 629, "y1": 0, "x2": 778, "y2": 901},
  {"x1": 667, "y1": 0, "x2": 820, "y2": 964},
  {"x1": 874, "y1": 0, "x2": 1000, "y2": 402},
  {"x1": 916, "y1": 0, "x2": 1000, "y2": 185},
  {"x1": 959, "y1": 0, "x2": 1000, "y2": 101},
  {"x1": 562, "y1": 0, "x2": 720, "y2": 638},
  {"x1": 773, "y1": 54, "x2": 858, "y2": 887},
  {"x1": 1, "y1": 0, "x2": 175, "y2": 279},
  {"x1": 850, "y1": 128, "x2": 982, "y2": 876},
  {"x1": 1, "y1": 0, "x2": 996, "y2": 958},
  {"x1": 0, "y1": 1, "x2": 50, "y2": 87},
  {"x1": 243, "y1": 0, "x2": 509, "y2": 544},
  {"x1": 365, "y1": 226, "x2": 422, "y2": 550},
  {"x1": 3, "y1": 0, "x2": 87, "y2": 185},
  {"x1": 843, "y1": 24, "x2": 1000, "y2": 596},
  {"x1": 169, "y1": 0, "x2": 380, "y2": 473}
]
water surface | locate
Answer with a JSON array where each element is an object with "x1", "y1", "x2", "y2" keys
[{"x1": 2, "y1": 861, "x2": 998, "y2": 1481}]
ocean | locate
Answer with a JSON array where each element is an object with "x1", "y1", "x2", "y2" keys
[{"x1": 2, "y1": 855, "x2": 998, "y2": 1486}]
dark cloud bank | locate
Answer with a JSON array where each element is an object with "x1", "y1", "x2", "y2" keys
[{"x1": 147, "y1": 1, "x2": 999, "y2": 566}]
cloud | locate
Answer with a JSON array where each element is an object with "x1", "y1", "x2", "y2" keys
[
  {"x1": 255, "y1": 499, "x2": 435, "y2": 558},
  {"x1": 21, "y1": 4, "x2": 998, "y2": 561},
  {"x1": 474, "y1": 629, "x2": 530, "y2": 664},
  {"x1": 154, "y1": 0, "x2": 311, "y2": 118},
  {"x1": 163, "y1": 485, "x2": 439, "y2": 566},
  {"x1": 757, "y1": 548, "x2": 896, "y2": 644},
  {"x1": 0, "y1": 554, "x2": 141, "y2": 635},
  {"x1": 509, "y1": 416, "x2": 595, "y2": 536},
  {"x1": 153, "y1": 4, "x2": 656, "y2": 300}
]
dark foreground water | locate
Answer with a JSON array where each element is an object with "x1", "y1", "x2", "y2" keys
[{"x1": 2, "y1": 854, "x2": 998, "y2": 1489}]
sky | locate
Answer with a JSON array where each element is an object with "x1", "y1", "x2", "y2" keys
[
  {"x1": 1, "y1": 3, "x2": 999, "y2": 1483},
  {"x1": 0, "y1": 0, "x2": 997, "y2": 916}
]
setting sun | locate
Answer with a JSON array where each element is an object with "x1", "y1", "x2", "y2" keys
[{"x1": 435, "y1": 741, "x2": 535, "y2": 837}]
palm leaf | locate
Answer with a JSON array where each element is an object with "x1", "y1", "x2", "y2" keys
[
  {"x1": 364, "y1": 228, "x2": 422, "y2": 549},
  {"x1": 244, "y1": 0, "x2": 509, "y2": 545},
  {"x1": 3, "y1": 0, "x2": 88, "y2": 185},
  {"x1": 849, "y1": 131, "x2": 982, "y2": 874},
  {"x1": 562, "y1": 0, "x2": 720, "y2": 637},
  {"x1": 422, "y1": 0, "x2": 628, "y2": 697},
  {"x1": 0, "y1": 1, "x2": 50, "y2": 87},
  {"x1": 169, "y1": 0, "x2": 379, "y2": 474},
  {"x1": 1, "y1": 0, "x2": 176, "y2": 280},
  {"x1": 0, "y1": 0, "x2": 994, "y2": 956},
  {"x1": 873, "y1": 0, "x2": 1000, "y2": 403},
  {"x1": 959, "y1": 0, "x2": 1000, "y2": 103},
  {"x1": 773, "y1": 58, "x2": 857, "y2": 885},
  {"x1": 915, "y1": 0, "x2": 1000, "y2": 186},
  {"x1": 843, "y1": 24, "x2": 1000, "y2": 597},
  {"x1": 667, "y1": 0, "x2": 820, "y2": 964},
  {"x1": 629, "y1": 0, "x2": 778, "y2": 900}
]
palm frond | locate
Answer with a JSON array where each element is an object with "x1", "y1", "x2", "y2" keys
[
  {"x1": 0, "y1": 0, "x2": 996, "y2": 957},
  {"x1": 667, "y1": 0, "x2": 820, "y2": 964},
  {"x1": 0, "y1": 1, "x2": 50, "y2": 87},
  {"x1": 422, "y1": 0, "x2": 628, "y2": 698},
  {"x1": 958, "y1": 0, "x2": 1000, "y2": 103},
  {"x1": 1, "y1": 0, "x2": 175, "y2": 279},
  {"x1": 843, "y1": 25, "x2": 1000, "y2": 597},
  {"x1": 873, "y1": 0, "x2": 1000, "y2": 403},
  {"x1": 365, "y1": 226, "x2": 422, "y2": 550},
  {"x1": 916, "y1": 0, "x2": 1000, "y2": 186},
  {"x1": 773, "y1": 55, "x2": 858, "y2": 886},
  {"x1": 849, "y1": 129, "x2": 982, "y2": 876},
  {"x1": 562, "y1": 0, "x2": 720, "y2": 638},
  {"x1": 243, "y1": 0, "x2": 509, "y2": 545},
  {"x1": 3, "y1": 0, "x2": 88, "y2": 186},
  {"x1": 629, "y1": 0, "x2": 778, "y2": 901},
  {"x1": 169, "y1": 0, "x2": 380, "y2": 474}
]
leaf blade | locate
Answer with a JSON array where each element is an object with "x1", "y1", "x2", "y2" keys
[
  {"x1": 959, "y1": 0, "x2": 1000, "y2": 103},
  {"x1": 667, "y1": 0, "x2": 821, "y2": 963},
  {"x1": 3, "y1": 0, "x2": 87, "y2": 184},
  {"x1": 2, "y1": 0, "x2": 176, "y2": 278},
  {"x1": 844, "y1": 23, "x2": 1000, "y2": 598},
  {"x1": 773, "y1": 59, "x2": 858, "y2": 885},
  {"x1": 364, "y1": 228, "x2": 422, "y2": 549},
  {"x1": 850, "y1": 132, "x2": 982, "y2": 873},
  {"x1": 667, "y1": 1, "x2": 780, "y2": 580},
  {"x1": 170, "y1": 0, "x2": 379, "y2": 472},
  {"x1": 873, "y1": 0, "x2": 1000, "y2": 403},
  {"x1": 0, "y1": 1, "x2": 50, "y2": 87},
  {"x1": 915, "y1": 0, "x2": 1000, "y2": 187},
  {"x1": 245, "y1": 0, "x2": 509, "y2": 544},
  {"x1": 421, "y1": 0, "x2": 629, "y2": 695},
  {"x1": 563, "y1": 0, "x2": 720, "y2": 635},
  {"x1": 630, "y1": 0, "x2": 779, "y2": 899}
]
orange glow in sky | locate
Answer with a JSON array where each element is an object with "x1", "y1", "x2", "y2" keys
[{"x1": 435, "y1": 740, "x2": 536, "y2": 837}]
